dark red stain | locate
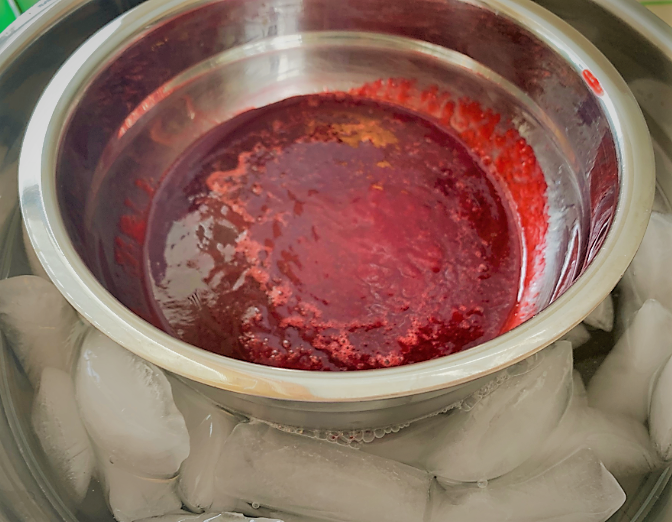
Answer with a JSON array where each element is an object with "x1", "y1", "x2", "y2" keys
[
  {"x1": 115, "y1": 81, "x2": 549, "y2": 371},
  {"x1": 135, "y1": 178, "x2": 156, "y2": 197},
  {"x1": 119, "y1": 215, "x2": 147, "y2": 244},
  {"x1": 582, "y1": 70, "x2": 604, "y2": 96}
]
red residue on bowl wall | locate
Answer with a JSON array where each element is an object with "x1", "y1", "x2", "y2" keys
[
  {"x1": 582, "y1": 70, "x2": 604, "y2": 96},
  {"x1": 348, "y1": 79, "x2": 548, "y2": 328}
]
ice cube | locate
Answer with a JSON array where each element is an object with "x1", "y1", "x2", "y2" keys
[
  {"x1": 22, "y1": 222, "x2": 49, "y2": 280},
  {"x1": 360, "y1": 414, "x2": 448, "y2": 469},
  {"x1": 562, "y1": 324, "x2": 591, "y2": 349},
  {"x1": 584, "y1": 294, "x2": 614, "y2": 332},
  {"x1": 652, "y1": 188, "x2": 670, "y2": 213},
  {"x1": 576, "y1": 410, "x2": 661, "y2": 479},
  {"x1": 216, "y1": 422, "x2": 431, "y2": 522},
  {"x1": 525, "y1": 371, "x2": 661, "y2": 480},
  {"x1": 101, "y1": 461, "x2": 182, "y2": 522},
  {"x1": 588, "y1": 299, "x2": 672, "y2": 422},
  {"x1": 169, "y1": 377, "x2": 238, "y2": 512},
  {"x1": 136, "y1": 512, "x2": 283, "y2": 522},
  {"x1": 234, "y1": 506, "x2": 333, "y2": 522},
  {"x1": 649, "y1": 352, "x2": 672, "y2": 461},
  {"x1": 31, "y1": 367, "x2": 94, "y2": 504},
  {"x1": 0, "y1": 275, "x2": 80, "y2": 385},
  {"x1": 429, "y1": 448, "x2": 625, "y2": 522},
  {"x1": 421, "y1": 341, "x2": 573, "y2": 482},
  {"x1": 75, "y1": 329, "x2": 189, "y2": 478},
  {"x1": 211, "y1": 498, "x2": 336, "y2": 522},
  {"x1": 572, "y1": 370, "x2": 588, "y2": 406},
  {"x1": 620, "y1": 212, "x2": 672, "y2": 317},
  {"x1": 208, "y1": 496, "x2": 251, "y2": 516}
]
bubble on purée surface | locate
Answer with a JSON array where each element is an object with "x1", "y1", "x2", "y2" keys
[
  {"x1": 75, "y1": 329, "x2": 190, "y2": 478},
  {"x1": 588, "y1": 299, "x2": 672, "y2": 422},
  {"x1": 101, "y1": 461, "x2": 182, "y2": 522},
  {"x1": 619, "y1": 212, "x2": 672, "y2": 326},
  {"x1": 216, "y1": 422, "x2": 430, "y2": 522},
  {"x1": 0, "y1": 275, "x2": 79, "y2": 385},
  {"x1": 170, "y1": 377, "x2": 238, "y2": 512},
  {"x1": 649, "y1": 353, "x2": 672, "y2": 461},
  {"x1": 562, "y1": 324, "x2": 591, "y2": 349},
  {"x1": 421, "y1": 341, "x2": 573, "y2": 482},
  {"x1": 136, "y1": 512, "x2": 283, "y2": 522},
  {"x1": 22, "y1": 222, "x2": 49, "y2": 280},
  {"x1": 429, "y1": 448, "x2": 625, "y2": 522},
  {"x1": 32, "y1": 367, "x2": 94, "y2": 505},
  {"x1": 584, "y1": 294, "x2": 614, "y2": 332},
  {"x1": 524, "y1": 371, "x2": 661, "y2": 480}
]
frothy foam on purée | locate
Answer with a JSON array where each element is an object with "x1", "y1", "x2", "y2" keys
[{"x1": 138, "y1": 82, "x2": 548, "y2": 371}]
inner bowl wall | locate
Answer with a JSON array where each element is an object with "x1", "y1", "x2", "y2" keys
[{"x1": 76, "y1": 32, "x2": 588, "y2": 338}]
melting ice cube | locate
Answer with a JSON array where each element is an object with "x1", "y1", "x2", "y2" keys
[
  {"x1": 649, "y1": 352, "x2": 672, "y2": 461},
  {"x1": 588, "y1": 299, "x2": 672, "y2": 423},
  {"x1": 101, "y1": 461, "x2": 182, "y2": 522},
  {"x1": 620, "y1": 212, "x2": 672, "y2": 317},
  {"x1": 421, "y1": 341, "x2": 573, "y2": 482},
  {"x1": 429, "y1": 448, "x2": 625, "y2": 522},
  {"x1": 562, "y1": 324, "x2": 591, "y2": 349},
  {"x1": 31, "y1": 367, "x2": 94, "y2": 504},
  {"x1": 360, "y1": 413, "x2": 448, "y2": 469},
  {"x1": 524, "y1": 371, "x2": 661, "y2": 480},
  {"x1": 216, "y1": 422, "x2": 431, "y2": 522},
  {"x1": 135, "y1": 512, "x2": 283, "y2": 522},
  {"x1": 584, "y1": 294, "x2": 614, "y2": 332},
  {"x1": 0, "y1": 275, "x2": 80, "y2": 385},
  {"x1": 170, "y1": 377, "x2": 238, "y2": 512},
  {"x1": 75, "y1": 329, "x2": 190, "y2": 478}
]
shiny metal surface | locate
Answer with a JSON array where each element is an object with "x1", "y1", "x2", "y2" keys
[
  {"x1": 0, "y1": 2, "x2": 144, "y2": 521},
  {"x1": 523, "y1": 1, "x2": 672, "y2": 520},
  {"x1": 19, "y1": 0, "x2": 654, "y2": 431},
  {"x1": 72, "y1": 29, "x2": 593, "y2": 334},
  {"x1": 0, "y1": 0, "x2": 669, "y2": 519}
]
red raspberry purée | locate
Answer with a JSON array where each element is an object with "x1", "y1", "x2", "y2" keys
[{"x1": 143, "y1": 92, "x2": 529, "y2": 371}]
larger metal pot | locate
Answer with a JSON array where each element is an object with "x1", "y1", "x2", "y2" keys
[{"x1": 0, "y1": 0, "x2": 671, "y2": 520}]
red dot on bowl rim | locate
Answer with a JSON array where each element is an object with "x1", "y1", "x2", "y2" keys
[{"x1": 582, "y1": 69, "x2": 604, "y2": 96}]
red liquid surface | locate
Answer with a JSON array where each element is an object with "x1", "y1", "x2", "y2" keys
[{"x1": 143, "y1": 93, "x2": 523, "y2": 371}]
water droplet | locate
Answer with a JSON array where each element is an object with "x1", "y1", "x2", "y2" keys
[
  {"x1": 477, "y1": 479, "x2": 488, "y2": 489},
  {"x1": 282, "y1": 339, "x2": 291, "y2": 348},
  {"x1": 251, "y1": 502, "x2": 261, "y2": 509}
]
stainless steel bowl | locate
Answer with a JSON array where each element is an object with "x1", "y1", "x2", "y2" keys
[{"x1": 19, "y1": 0, "x2": 654, "y2": 431}]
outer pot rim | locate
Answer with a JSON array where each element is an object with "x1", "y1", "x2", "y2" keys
[{"x1": 18, "y1": 0, "x2": 655, "y2": 402}]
